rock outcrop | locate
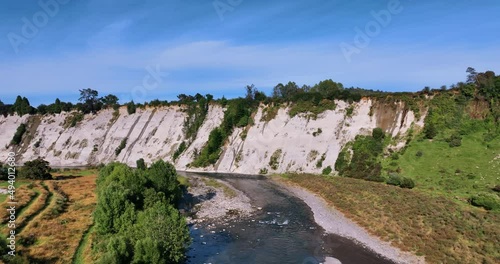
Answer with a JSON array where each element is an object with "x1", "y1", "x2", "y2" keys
[{"x1": 0, "y1": 98, "x2": 425, "y2": 174}]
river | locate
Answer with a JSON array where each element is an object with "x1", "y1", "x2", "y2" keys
[{"x1": 179, "y1": 172, "x2": 394, "y2": 264}]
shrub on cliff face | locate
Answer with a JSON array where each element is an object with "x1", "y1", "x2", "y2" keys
[
  {"x1": 269, "y1": 149, "x2": 282, "y2": 170},
  {"x1": 336, "y1": 134, "x2": 384, "y2": 181},
  {"x1": 11, "y1": 123, "x2": 27, "y2": 145},
  {"x1": 115, "y1": 138, "x2": 128, "y2": 156}
]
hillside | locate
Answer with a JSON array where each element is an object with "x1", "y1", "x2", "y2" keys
[{"x1": 0, "y1": 98, "x2": 421, "y2": 174}]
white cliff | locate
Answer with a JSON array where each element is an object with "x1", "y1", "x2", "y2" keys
[{"x1": 0, "y1": 98, "x2": 425, "y2": 174}]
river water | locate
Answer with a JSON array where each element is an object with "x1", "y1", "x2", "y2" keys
[{"x1": 180, "y1": 172, "x2": 394, "y2": 264}]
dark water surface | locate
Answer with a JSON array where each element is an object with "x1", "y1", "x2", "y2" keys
[{"x1": 180, "y1": 172, "x2": 394, "y2": 264}]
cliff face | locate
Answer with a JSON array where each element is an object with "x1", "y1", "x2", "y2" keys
[{"x1": 0, "y1": 99, "x2": 425, "y2": 174}]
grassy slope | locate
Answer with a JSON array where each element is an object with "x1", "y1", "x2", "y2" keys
[
  {"x1": 282, "y1": 174, "x2": 500, "y2": 264},
  {"x1": 384, "y1": 131, "x2": 500, "y2": 201}
]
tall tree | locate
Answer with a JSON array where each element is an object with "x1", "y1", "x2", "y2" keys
[
  {"x1": 79, "y1": 88, "x2": 100, "y2": 114},
  {"x1": 101, "y1": 94, "x2": 120, "y2": 109}
]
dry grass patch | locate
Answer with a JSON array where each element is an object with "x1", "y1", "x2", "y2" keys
[
  {"x1": 17, "y1": 175, "x2": 97, "y2": 264},
  {"x1": 0, "y1": 184, "x2": 37, "y2": 224},
  {"x1": 281, "y1": 174, "x2": 500, "y2": 264},
  {"x1": 10, "y1": 182, "x2": 50, "y2": 233}
]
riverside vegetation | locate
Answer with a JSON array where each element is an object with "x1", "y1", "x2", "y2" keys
[
  {"x1": 0, "y1": 160, "x2": 190, "y2": 264},
  {"x1": 0, "y1": 68, "x2": 499, "y2": 263},
  {"x1": 282, "y1": 68, "x2": 500, "y2": 263}
]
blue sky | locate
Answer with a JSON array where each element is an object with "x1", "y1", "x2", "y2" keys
[{"x1": 1, "y1": 0, "x2": 499, "y2": 106}]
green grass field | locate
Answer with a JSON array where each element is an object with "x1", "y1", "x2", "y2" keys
[{"x1": 383, "y1": 131, "x2": 500, "y2": 202}]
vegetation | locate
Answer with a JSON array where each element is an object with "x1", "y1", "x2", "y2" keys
[
  {"x1": 191, "y1": 94, "x2": 259, "y2": 167},
  {"x1": 115, "y1": 138, "x2": 128, "y2": 156},
  {"x1": 127, "y1": 101, "x2": 137, "y2": 114},
  {"x1": 281, "y1": 174, "x2": 500, "y2": 264},
  {"x1": 335, "y1": 128, "x2": 385, "y2": 182},
  {"x1": 322, "y1": 166, "x2": 332, "y2": 175},
  {"x1": 19, "y1": 158, "x2": 52, "y2": 180},
  {"x1": 11, "y1": 123, "x2": 27, "y2": 145},
  {"x1": 181, "y1": 93, "x2": 212, "y2": 140},
  {"x1": 268, "y1": 149, "x2": 282, "y2": 170},
  {"x1": 136, "y1": 158, "x2": 146, "y2": 170},
  {"x1": 92, "y1": 161, "x2": 190, "y2": 263},
  {"x1": 202, "y1": 178, "x2": 237, "y2": 198},
  {"x1": 64, "y1": 112, "x2": 85, "y2": 128}
]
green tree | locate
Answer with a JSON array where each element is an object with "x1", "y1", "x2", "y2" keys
[
  {"x1": 132, "y1": 237, "x2": 162, "y2": 264},
  {"x1": 372, "y1": 128, "x2": 385, "y2": 141},
  {"x1": 146, "y1": 160, "x2": 180, "y2": 203},
  {"x1": 79, "y1": 88, "x2": 101, "y2": 114},
  {"x1": 133, "y1": 202, "x2": 190, "y2": 263},
  {"x1": 424, "y1": 122, "x2": 437, "y2": 139},
  {"x1": 13, "y1": 95, "x2": 32, "y2": 116},
  {"x1": 19, "y1": 158, "x2": 52, "y2": 180},
  {"x1": 94, "y1": 182, "x2": 136, "y2": 234},
  {"x1": 101, "y1": 94, "x2": 120, "y2": 109},
  {"x1": 136, "y1": 158, "x2": 146, "y2": 170},
  {"x1": 127, "y1": 101, "x2": 137, "y2": 114}
]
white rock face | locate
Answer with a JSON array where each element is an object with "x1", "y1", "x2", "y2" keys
[
  {"x1": 0, "y1": 99, "x2": 424, "y2": 174},
  {"x1": 217, "y1": 99, "x2": 423, "y2": 174}
]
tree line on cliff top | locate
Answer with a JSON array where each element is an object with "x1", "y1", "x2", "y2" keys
[{"x1": 5, "y1": 68, "x2": 494, "y2": 117}]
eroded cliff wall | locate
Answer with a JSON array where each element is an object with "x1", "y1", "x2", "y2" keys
[{"x1": 0, "y1": 99, "x2": 425, "y2": 174}]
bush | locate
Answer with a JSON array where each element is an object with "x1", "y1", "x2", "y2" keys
[
  {"x1": 269, "y1": 149, "x2": 282, "y2": 170},
  {"x1": 136, "y1": 158, "x2": 146, "y2": 170},
  {"x1": 423, "y1": 123, "x2": 437, "y2": 139},
  {"x1": 173, "y1": 142, "x2": 186, "y2": 160},
  {"x1": 416, "y1": 150, "x2": 423, "y2": 157},
  {"x1": 316, "y1": 153, "x2": 326, "y2": 169},
  {"x1": 115, "y1": 138, "x2": 127, "y2": 156},
  {"x1": 322, "y1": 166, "x2": 332, "y2": 175},
  {"x1": 469, "y1": 192, "x2": 500, "y2": 210},
  {"x1": 127, "y1": 101, "x2": 136, "y2": 115},
  {"x1": 11, "y1": 123, "x2": 27, "y2": 145},
  {"x1": 400, "y1": 177, "x2": 415, "y2": 189},
  {"x1": 386, "y1": 174, "x2": 415, "y2": 189},
  {"x1": 372, "y1": 128, "x2": 385, "y2": 141},
  {"x1": 259, "y1": 168, "x2": 268, "y2": 175},
  {"x1": 19, "y1": 158, "x2": 52, "y2": 180},
  {"x1": 386, "y1": 174, "x2": 402, "y2": 186},
  {"x1": 64, "y1": 112, "x2": 84, "y2": 128},
  {"x1": 447, "y1": 133, "x2": 462, "y2": 147},
  {"x1": 312, "y1": 128, "x2": 323, "y2": 137}
]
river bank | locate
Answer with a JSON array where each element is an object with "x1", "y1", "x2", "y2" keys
[
  {"x1": 181, "y1": 172, "x2": 399, "y2": 263},
  {"x1": 275, "y1": 177, "x2": 425, "y2": 264}
]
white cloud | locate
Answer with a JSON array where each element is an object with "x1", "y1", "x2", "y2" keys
[{"x1": 0, "y1": 39, "x2": 499, "y2": 103}]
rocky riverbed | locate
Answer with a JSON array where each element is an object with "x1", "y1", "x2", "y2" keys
[{"x1": 181, "y1": 175, "x2": 256, "y2": 225}]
